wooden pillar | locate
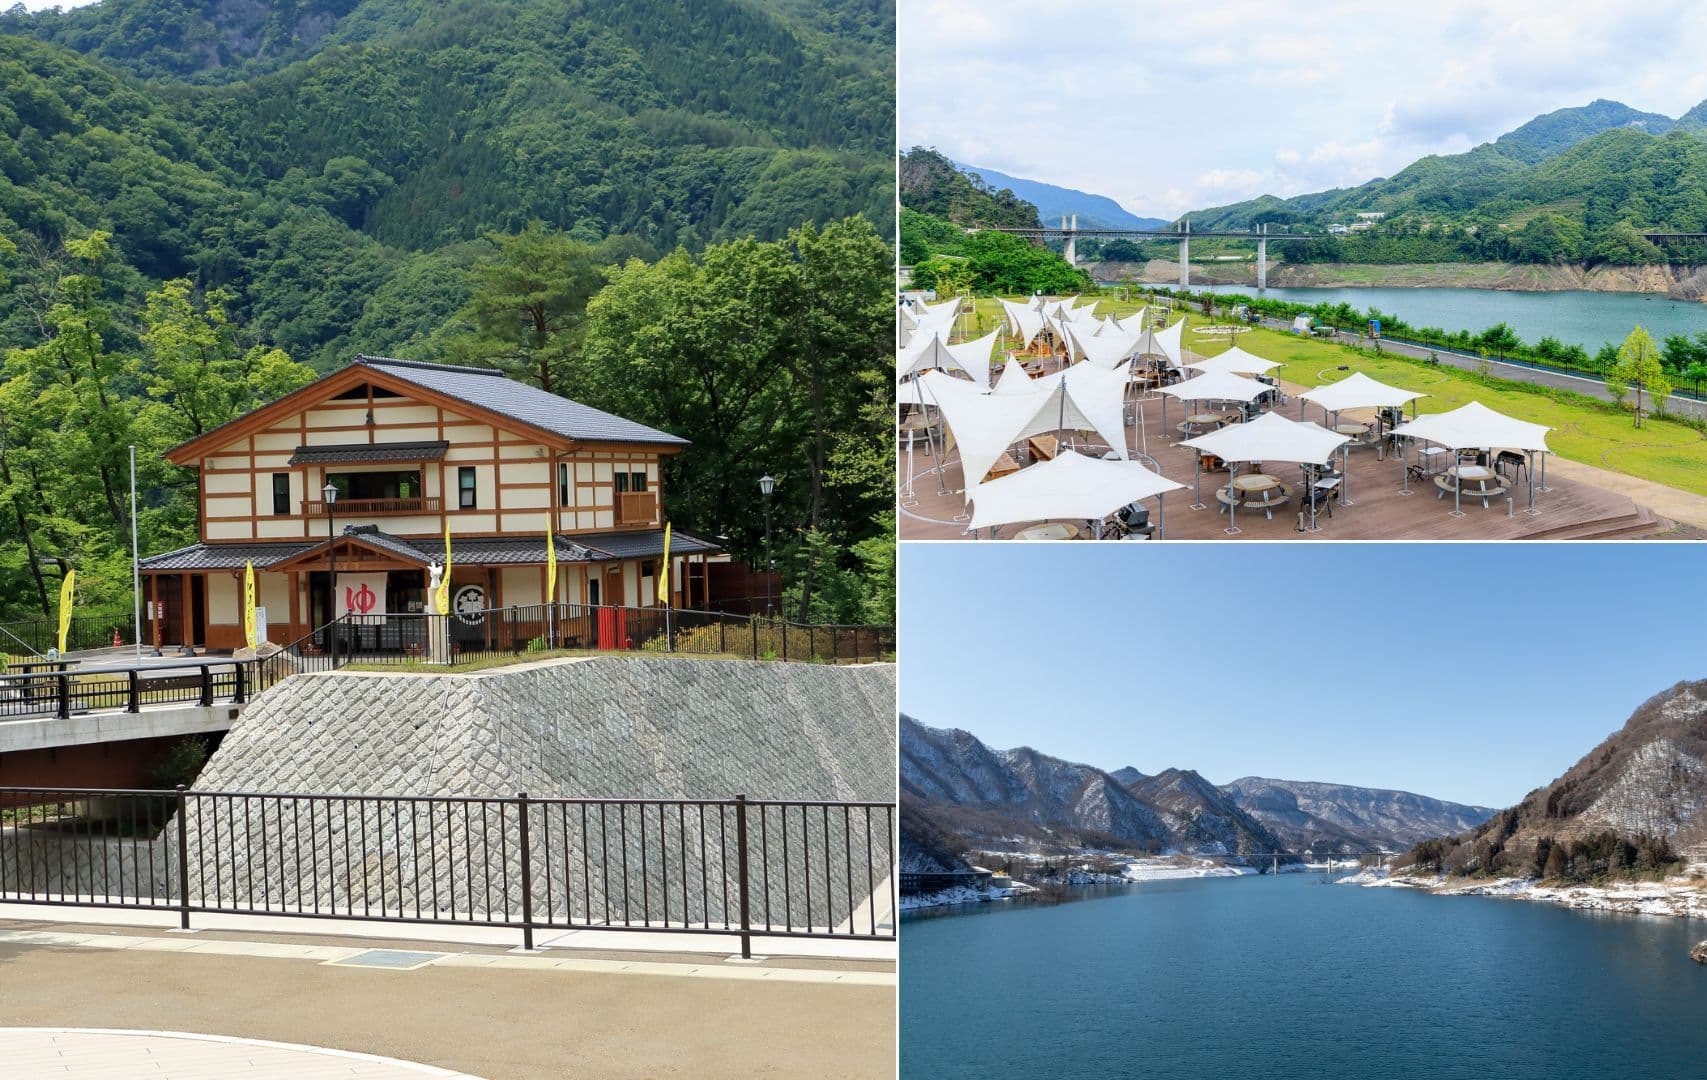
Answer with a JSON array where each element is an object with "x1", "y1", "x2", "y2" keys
[
  {"x1": 179, "y1": 573, "x2": 192, "y2": 648},
  {"x1": 147, "y1": 575, "x2": 160, "y2": 648}
]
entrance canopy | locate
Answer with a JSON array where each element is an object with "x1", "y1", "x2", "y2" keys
[
  {"x1": 1179, "y1": 410, "x2": 1350, "y2": 465},
  {"x1": 968, "y1": 451, "x2": 1182, "y2": 530},
  {"x1": 1389, "y1": 401, "x2": 1551, "y2": 453},
  {"x1": 1298, "y1": 372, "x2": 1426, "y2": 413},
  {"x1": 1158, "y1": 369, "x2": 1271, "y2": 405},
  {"x1": 1185, "y1": 345, "x2": 1281, "y2": 378}
]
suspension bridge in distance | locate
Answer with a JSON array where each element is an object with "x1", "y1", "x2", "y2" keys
[{"x1": 985, "y1": 217, "x2": 1329, "y2": 287}]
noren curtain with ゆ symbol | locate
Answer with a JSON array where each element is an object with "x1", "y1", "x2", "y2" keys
[{"x1": 336, "y1": 572, "x2": 390, "y2": 622}]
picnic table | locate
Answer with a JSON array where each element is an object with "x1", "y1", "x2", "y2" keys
[
  {"x1": 1436, "y1": 464, "x2": 1506, "y2": 508},
  {"x1": 1028, "y1": 434, "x2": 1058, "y2": 462},
  {"x1": 1014, "y1": 522, "x2": 1081, "y2": 541},
  {"x1": 986, "y1": 452, "x2": 1022, "y2": 480}
]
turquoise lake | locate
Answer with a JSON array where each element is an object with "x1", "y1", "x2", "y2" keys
[{"x1": 900, "y1": 873, "x2": 1707, "y2": 1079}]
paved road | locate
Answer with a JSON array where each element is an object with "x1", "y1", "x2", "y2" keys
[
  {"x1": 0, "y1": 924, "x2": 895, "y2": 1080},
  {"x1": 1249, "y1": 314, "x2": 1707, "y2": 422},
  {"x1": 1, "y1": 1028, "x2": 480, "y2": 1079}
]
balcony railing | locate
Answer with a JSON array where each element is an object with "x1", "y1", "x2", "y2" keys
[
  {"x1": 616, "y1": 490, "x2": 658, "y2": 525},
  {"x1": 303, "y1": 497, "x2": 440, "y2": 516}
]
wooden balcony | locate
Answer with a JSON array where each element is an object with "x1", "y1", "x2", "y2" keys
[
  {"x1": 303, "y1": 497, "x2": 441, "y2": 516},
  {"x1": 616, "y1": 490, "x2": 658, "y2": 525}
]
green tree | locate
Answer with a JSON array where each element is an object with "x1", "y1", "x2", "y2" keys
[
  {"x1": 446, "y1": 223, "x2": 607, "y2": 394},
  {"x1": 1608, "y1": 326, "x2": 1672, "y2": 426}
]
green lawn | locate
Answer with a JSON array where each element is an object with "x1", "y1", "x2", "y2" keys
[{"x1": 961, "y1": 295, "x2": 1707, "y2": 497}]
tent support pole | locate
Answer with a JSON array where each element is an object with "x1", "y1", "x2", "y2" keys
[
  {"x1": 1225, "y1": 462, "x2": 1240, "y2": 536},
  {"x1": 1157, "y1": 493, "x2": 1165, "y2": 540},
  {"x1": 1398, "y1": 436, "x2": 1413, "y2": 496},
  {"x1": 1525, "y1": 450, "x2": 1538, "y2": 515},
  {"x1": 1190, "y1": 454, "x2": 1205, "y2": 511},
  {"x1": 1450, "y1": 463, "x2": 1464, "y2": 518},
  {"x1": 1340, "y1": 444, "x2": 1353, "y2": 506},
  {"x1": 1539, "y1": 451, "x2": 1549, "y2": 492}
]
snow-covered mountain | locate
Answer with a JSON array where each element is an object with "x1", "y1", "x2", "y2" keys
[
  {"x1": 901, "y1": 716, "x2": 1281, "y2": 858},
  {"x1": 1223, "y1": 777, "x2": 1495, "y2": 853}
]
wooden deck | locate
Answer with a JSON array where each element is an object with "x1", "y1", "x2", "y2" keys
[{"x1": 898, "y1": 389, "x2": 1670, "y2": 542}]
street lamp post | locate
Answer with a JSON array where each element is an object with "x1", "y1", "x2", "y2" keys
[
  {"x1": 758, "y1": 474, "x2": 775, "y2": 619},
  {"x1": 323, "y1": 481, "x2": 338, "y2": 668}
]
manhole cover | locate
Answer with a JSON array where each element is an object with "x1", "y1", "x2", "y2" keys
[{"x1": 323, "y1": 949, "x2": 446, "y2": 970}]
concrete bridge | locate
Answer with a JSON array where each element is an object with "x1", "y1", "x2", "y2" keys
[
  {"x1": 0, "y1": 659, "x2": 254, "y2": 795},
  {"x1": 990, "y1": 218, "x2": 1328, "y2": 288}
]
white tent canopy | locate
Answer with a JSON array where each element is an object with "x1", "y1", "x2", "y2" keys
[
  {"x1": 1149, "y1": 318, "x2": 1186, "y2": 368},
  {"x1": 1180, "y1": 411, "x2": 1350, "y2": 465},
  {"x1": 1116, "y1": 307, "x2": 1150, "y2": 335},
  {"x1": 1158, "y1": 369, "x2": 1271, "y2": 405},
  {"x1": 1185, "y1": 345, "x2": 1281, "y2": 377},
  {"x1": 968, "y1": 451, "x2": 1182, "y2": 531},
  {"x1": 993, "y1": 356, "x2": 1034, "y2": 394},
  {"x1": 1298, "y1": 372, "x2": 1426, "y2": 413},
  {"x1": 1388, "y1": 400, "x2": 1550, "y2": 453},
  {"x1": 1007, "y1": 305, "x2": 1047, "y2": 348},
  {"x1": 945, "y1": 328, "x2": 999, "y2": 388},
  {"x1": 919, "y1": 296, "x2": 962, "y2": 319},
  {"x1": 1067, "y1": 323, "x2": 1141, "y2": 370},
  {"x1": 896, "y1": 331, "x2": 960, "y2": 385},
  {"x1": 921, "y1": 364, "x2": 1129, "y2": 490}
]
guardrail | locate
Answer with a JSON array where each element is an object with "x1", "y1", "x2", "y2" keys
[
  {"x1": 0, "y1": 606, "x2": 894, "y2": 723},
  {"x1": 0, "y1": 786, "x2": 897, "y2": 953}
]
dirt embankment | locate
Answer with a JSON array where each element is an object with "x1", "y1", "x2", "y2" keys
[{"x1": 1094, "y1": 259, "x2": 1707, "y2": 301}]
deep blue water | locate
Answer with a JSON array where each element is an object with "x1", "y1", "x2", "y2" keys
[
  {"x1": 900, "y1": 874, "x2": 1707, "y2": 1079},
  {"x1": 1186, "y1": 284, "x2": 1707, "y2": 354}
]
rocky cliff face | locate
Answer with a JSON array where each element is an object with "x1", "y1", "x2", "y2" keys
[
  {"x1": 1416, "y1": 679, "x2": 1707, "y2": 875},
  {"x1": 902, "y1": 717, "x2": 1270, "y2": 858},
  {"x1": 1223, "y1": 777, "x2": 1495, "y2": 853}
]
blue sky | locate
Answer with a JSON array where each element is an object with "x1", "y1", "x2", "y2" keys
[
  {"x1": 900, "y1": 0, "x2": 1707, "y2": 219},
  {"x1": 899, "y1": 544, "x2": 1706, "y2": 808}
]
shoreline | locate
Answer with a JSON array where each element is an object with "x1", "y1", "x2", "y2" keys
[
  {"x1": 1344, "y1": 868, "x2": 1707, "y2": 920},
  {"x1": 902, "y1": 855, "x2": 1340, "y2": 914},
  {"x1": 1090, "y1": 259, "x2": 1707, "y2": 301}
]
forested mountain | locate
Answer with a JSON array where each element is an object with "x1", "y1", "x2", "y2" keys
[
  {"x1": 899, "y1": 147, "x2": 1040, "y2": 230},
  {"x1": 1186, "y1": 98, "x2": 1707, "y2": 265},
  {"x1": 0, "y1": 0, "x2": 895, "y2": 623},
  {"x1": 1, "y1": 0, "x2": 893, "y2": 366},
  {"x1": 951, "y1": 161, "x2": 1167, "y2": 230},
  {"x1": 1405, "y1": 679, "x2": 1707, "y2": 880}
]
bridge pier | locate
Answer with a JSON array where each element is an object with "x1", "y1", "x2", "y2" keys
[
  {"x1": 1062, "y1": 214, "x2": 1077, "y2": 267},
  {"x1": 1178, "y1": 219, "x2": 1190, "y2": 289},
  {"x1": 1256, "y1": 223, "x2": 1267, "y2": 290}
]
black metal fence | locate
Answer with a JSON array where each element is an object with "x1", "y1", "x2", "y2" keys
[
  {"x1": 0, "y1": 608, "x2": 134, "y2": 655},
  {"x1": 0, "y1": 786, "x2": 897, "y2": 953},
  {"x1": 0, "y1": 605, "x2": 894, "y2": 723}
]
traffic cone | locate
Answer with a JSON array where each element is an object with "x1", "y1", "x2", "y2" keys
[{"x1": 112, "y1": 628, "x2": 123, "y2": 648}]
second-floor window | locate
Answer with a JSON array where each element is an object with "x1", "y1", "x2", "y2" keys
[
  {"x1": 458, "y1": 466, "x2": 477, "y2": 509},
  {"x1": 272, "y1": 473, "x2": 290, "y2": 515},
  {"x1": 614, "y1": 471, "x2": 648, "y2": 494},
  {"x1": 558, "y1": 462, "x2": 570, "y2": 507}
]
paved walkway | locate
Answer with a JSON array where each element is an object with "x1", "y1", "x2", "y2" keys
[
  {"x1": 0, "y1": 920, "x2": 895, "y2": 1079},
  {"x1": 1, "y1": 1028, "x2": 481, "y2": 1079}
]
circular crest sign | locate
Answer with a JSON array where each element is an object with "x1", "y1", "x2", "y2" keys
[{"x1": 453, "y1": 584, "x2": 486, "y2": 625}]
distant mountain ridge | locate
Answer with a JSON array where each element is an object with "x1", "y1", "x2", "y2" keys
[
  {"x1": 1223, "y1": 777, "x2": 1496, "y2": 853},
  {"x1": 951, "y1": 161, "x2": 1168, "y2": 230},
  {"x1": 1186, "y1": 97, "x2": 1707, "y2": 248},
  {"x1": 901, "y1": 716, "x2": 1499, "y2": 869}
]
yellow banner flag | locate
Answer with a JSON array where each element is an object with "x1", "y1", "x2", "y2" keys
[
  {"x1": 656, "y1": 523, "x2": 671, "y2": 605},
  {"x1": 546, "y1": 529, "x2": 557, "y2": 607},
  {"x1": 436, "y1": 523, "x2": 452, "y2": 615},
  {"x1": 56, "y1": 569, "x2": 75, "y2": 653},
  {"x1": 243, "y1": 560, "x2": 257, "y2": 649}
]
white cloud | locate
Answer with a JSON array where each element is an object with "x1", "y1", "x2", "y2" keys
[{"x1": 901, "y1": 0, "x2": 1707, "y2": 218}]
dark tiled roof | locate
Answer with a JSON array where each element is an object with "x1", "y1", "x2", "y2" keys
[
  {"x1": 141, "y1": 529, "x2": 720, "y2": 572},
  {"x1": 353, "y1": 356, "x2": 689, "y2": 448},
  {"x1": 289, "y1": 441, "x2": 449, "y2": 466},
  {"x1": 140, "y1": 541, "x2": 317, "y2": 571},
  {"x1": 575, "y1": 530, "x2": 720, "y2": 560}
]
